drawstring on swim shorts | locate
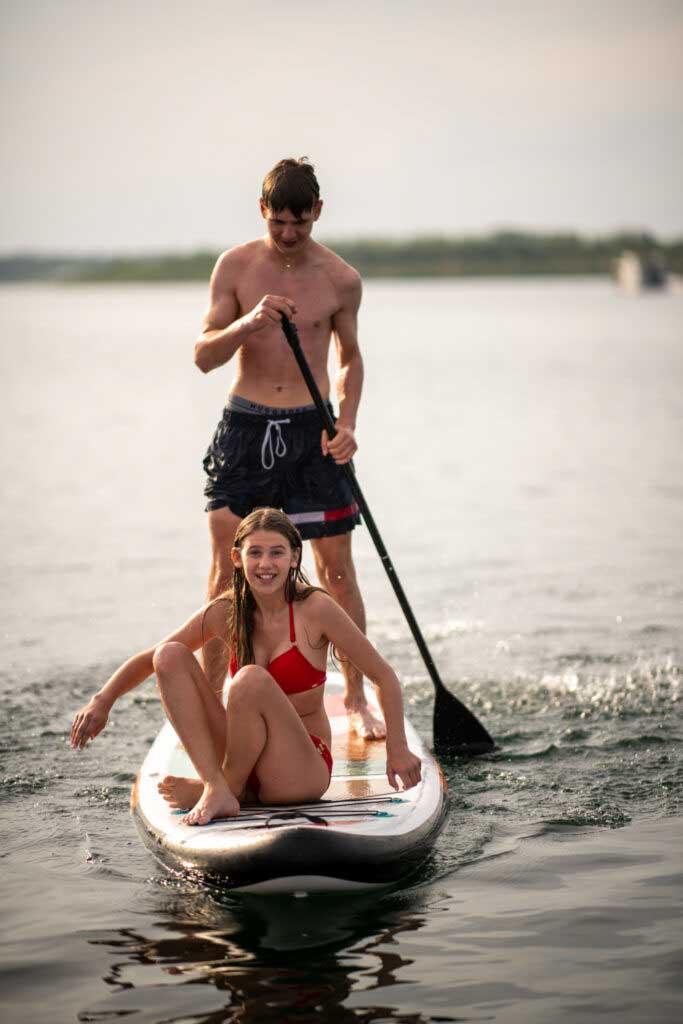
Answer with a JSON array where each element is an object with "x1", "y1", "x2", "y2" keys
[{"x1": 261, "y1": 418, "x2": 291, "y2": 470}]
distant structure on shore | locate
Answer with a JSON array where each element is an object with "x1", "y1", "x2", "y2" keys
[{"x1": 614, "y1": 250, "x2": 668, "y2": 292}]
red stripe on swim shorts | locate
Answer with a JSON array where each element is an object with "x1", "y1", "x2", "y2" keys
[{"x1": 324, "y1": 502, "x2": 359, "y2": 522}]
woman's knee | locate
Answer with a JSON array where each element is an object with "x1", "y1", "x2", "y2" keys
[
  {"x1": 228, "y1": 665, "x2": 277, "y2": 707},
  {"x1": 152, "y1": 641, "x2": 192, "y2": 677}
]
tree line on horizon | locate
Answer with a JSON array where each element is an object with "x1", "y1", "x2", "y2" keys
[{"x1": 1, "y1": 231, "x2": 681, "y2": 282}]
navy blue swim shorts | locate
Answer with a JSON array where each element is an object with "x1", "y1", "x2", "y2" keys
[{"x1": 203, "y1": 397, "x2": 361, "y2": 540}]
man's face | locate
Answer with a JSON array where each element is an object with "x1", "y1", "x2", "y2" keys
[{"x1": 260, "y1": 200, "x2": 322, "y2": 258}]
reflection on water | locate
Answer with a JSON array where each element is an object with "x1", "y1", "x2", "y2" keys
[{"x1": 81, "y1": 887, "x2": 436, "y2": 1023}]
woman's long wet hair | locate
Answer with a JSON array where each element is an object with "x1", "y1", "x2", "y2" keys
[{"x1": 225, "y1": 508, "x2": 322, "y2": 669}]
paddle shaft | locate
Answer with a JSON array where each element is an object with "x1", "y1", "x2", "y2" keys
[{"x1": 280, "y1": 317, "x2": 451, "y2": 698}]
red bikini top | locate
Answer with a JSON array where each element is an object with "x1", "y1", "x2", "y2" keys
[{"x1": 228, "y1": 602, "x2": 327, "y2": 695}]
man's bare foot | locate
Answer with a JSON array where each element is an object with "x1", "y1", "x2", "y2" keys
[
  {"x1": 345, "y1": 690, "x2": 386, "y2": 741},
  {"x1": 158, "y1": 775, "x2": 203, "y2": 810},
  {"x1": 184, "y1": 779, "x2": 240, "y2": 826}
]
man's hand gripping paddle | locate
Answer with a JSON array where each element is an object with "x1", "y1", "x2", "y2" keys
[{"x1": 280, "y1": 315, "x2": 495, "y2": 756}]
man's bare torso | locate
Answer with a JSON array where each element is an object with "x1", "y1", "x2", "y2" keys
[{"x1": 222, "y1": 239, "x2": 353, "y2": 407}]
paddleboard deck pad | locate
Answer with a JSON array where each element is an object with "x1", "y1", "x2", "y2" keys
[{"x1": 131, "y1": 673, "x2": 449, "y2": 893}]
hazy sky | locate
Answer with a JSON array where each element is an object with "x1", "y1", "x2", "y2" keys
[{"x1": 2, "y1": 0, "x2": 682, "y2": 253}]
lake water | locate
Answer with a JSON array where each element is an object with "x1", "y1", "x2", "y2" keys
[{"x1": 1, "y1": 278, "x2": 682, "y2": 1022}]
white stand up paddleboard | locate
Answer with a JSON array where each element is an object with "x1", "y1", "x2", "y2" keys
[{"x1": 131, "y1": 673, "x2": 449, "y2": 894}]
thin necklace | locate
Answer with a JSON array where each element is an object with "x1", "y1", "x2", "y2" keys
[
  {"x1": 268, "y1": 242, "x2": 296, "y2": 271},
  {"x1": 280, "y1": 245, "x2": 298, "y2": 271}
]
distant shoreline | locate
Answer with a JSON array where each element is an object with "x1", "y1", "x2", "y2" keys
[{"x1": 2, "y1": 231, "x2": 681, "y2": 282}]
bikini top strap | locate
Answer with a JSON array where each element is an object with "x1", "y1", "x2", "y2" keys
[{"x1": 288, "y1": 601, "x2": 296, "y2": 642}]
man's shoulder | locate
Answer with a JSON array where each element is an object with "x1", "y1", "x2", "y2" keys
[
  {"x1": 214, "y1": 239, "x2": 265, "y2": 272},
  {"x1": 313, "y1": 242, "x2": 362, "y2": 290}
]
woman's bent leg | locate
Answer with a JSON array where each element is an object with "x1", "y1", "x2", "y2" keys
[
  {"x1": 153, "y1": 642, "x2": 239, "y2": 823},
  {"x1": 225, "y1": 666, "x2": 331, "y2": 805}
]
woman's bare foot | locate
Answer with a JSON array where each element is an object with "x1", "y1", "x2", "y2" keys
[
  {"x1": 158, "y1": 775, "x2": 203, "y2": 810},
  {"x1": 184, "y1": 779, "x2": 240, "y2": 826}
]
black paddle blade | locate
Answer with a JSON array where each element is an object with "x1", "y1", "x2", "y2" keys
[{"x1": 433, "y1": 682, "x2": 496, "y2": 757}]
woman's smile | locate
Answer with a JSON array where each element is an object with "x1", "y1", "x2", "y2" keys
[{"x1": 255, "y1": 570, "x2": 277, "y2": 582}]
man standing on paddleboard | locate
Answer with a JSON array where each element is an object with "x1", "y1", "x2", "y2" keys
[{"x1": 195, "y1": 157, "x2": 384, "y2": 740}]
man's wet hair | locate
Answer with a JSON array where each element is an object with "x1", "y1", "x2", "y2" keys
[{"x1": 262, "y1": 158, "x2": 320, "y2": 217}]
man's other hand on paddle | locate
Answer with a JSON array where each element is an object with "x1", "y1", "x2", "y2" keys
[
  {"x1": 322, "y1": 423, "x2": 357, "y2": 465},
  {"x1": 244, "y1": 294, "x2": 297, "y2": 334}
]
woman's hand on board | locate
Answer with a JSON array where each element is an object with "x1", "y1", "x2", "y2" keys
[
  {"x1": 70, "y1": 694, "x2": 110, "y2": 749},
  {"x1": 386, "y1": 745, "x2": 422, "y2": 791}
]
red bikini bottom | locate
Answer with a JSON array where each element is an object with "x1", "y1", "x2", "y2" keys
[{"x1": 247, "y1": 732, "x2": 333, "y2": 799}]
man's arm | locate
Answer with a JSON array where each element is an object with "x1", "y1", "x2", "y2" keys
[
  {"x1": 325, "y1": 270, "x2": 363, "y2": 464},
  {"x1": 194, "y1": 251, "x2": 243, "y2": 373},
  {"x1": 194, "y1": 250, "x2": 296, "y2": 374}
]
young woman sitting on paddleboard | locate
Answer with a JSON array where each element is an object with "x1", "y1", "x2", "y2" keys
[{"x1": 70, "y1": 507, "x2": 421, "y2": 825}]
